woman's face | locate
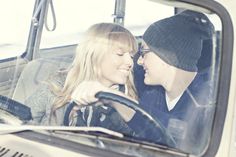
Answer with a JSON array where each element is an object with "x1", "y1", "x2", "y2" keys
[{"x1": 99, "y1": 46, "x2": 134, "y2": 87}]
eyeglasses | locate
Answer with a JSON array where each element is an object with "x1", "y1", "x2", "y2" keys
[{"x1": 138, "y1": 45, "x2": 151, "y2": 57}]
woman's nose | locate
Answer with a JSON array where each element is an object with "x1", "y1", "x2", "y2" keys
[{"x1": 124, "y1": 54, "x2": 133, "y2": 67}]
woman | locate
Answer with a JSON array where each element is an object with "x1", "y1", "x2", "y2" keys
[{"x1": 25, "y1": 23, "x2": 138, "y2": 128}]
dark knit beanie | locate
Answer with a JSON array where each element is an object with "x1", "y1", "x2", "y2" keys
[{"x1": 143, "y1": 10, "x2": 214, "y2": 72}]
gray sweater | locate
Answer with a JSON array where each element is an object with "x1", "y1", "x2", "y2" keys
[{"x1": 24, "y1": 74, "x2": 66, "y2": 125}]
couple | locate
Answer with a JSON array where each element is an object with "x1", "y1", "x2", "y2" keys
[{"x1": 26, "y1": 10, "x2": 214, "y2": 149}]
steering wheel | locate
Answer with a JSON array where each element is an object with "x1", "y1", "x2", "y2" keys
[
  {"x1": 64, "y1": 91, "x2": 176, "y2": 147},
  {"x1": 0, "y1": 95, "x2": 32, "y2": 124}
]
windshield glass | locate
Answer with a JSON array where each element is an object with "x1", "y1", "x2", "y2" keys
[
  {"x1": 0, "y1": 0, "x2": 34, "y2": 59},
  {"x1": 0, "y1": 0, "x2": 223, "y2": 156}
]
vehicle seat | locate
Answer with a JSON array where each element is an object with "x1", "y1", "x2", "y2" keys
[{"x1": 12, "y1": 56, "x2": 73, "y2": 104}]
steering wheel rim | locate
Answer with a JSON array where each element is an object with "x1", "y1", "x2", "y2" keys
[
  {"x1": 64, "y1": 91, "x2": 176, "y2": 147},
  {"x1": 0, "y1": 95, "x2": 32, "y2": 124}
]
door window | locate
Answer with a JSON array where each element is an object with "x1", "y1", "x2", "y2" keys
[{"x1": 0, "y1": 0, "x2": 34, "y2": 59}]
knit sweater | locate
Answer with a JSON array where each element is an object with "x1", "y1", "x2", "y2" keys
[{"x1": 24, "y1": 73, "x2": 66, "y2": 125}]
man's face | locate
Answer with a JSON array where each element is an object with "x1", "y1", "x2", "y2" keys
[{"x1": 137, "y1": 43, "x2": 169, "y2": 86}]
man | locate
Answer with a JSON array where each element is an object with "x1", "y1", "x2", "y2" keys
[{"x1": 130, "y1": 10, "x2": 215, "y2": 152}]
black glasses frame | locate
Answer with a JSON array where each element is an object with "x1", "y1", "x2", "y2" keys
[{"x1": 138, "y1": 44, "x2": 151, "y2": 57}]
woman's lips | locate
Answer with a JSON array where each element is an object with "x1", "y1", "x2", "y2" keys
[{"x1": 119, "y1": 69, "x2": 130, "y2": 76}]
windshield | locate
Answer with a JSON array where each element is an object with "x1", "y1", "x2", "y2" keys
[
  {"x1": 0, "y1": 0, "x2": 224, "y2": 156},
  {"x1": 0, "y1": 0, "x2": 34, "y2": 59}
]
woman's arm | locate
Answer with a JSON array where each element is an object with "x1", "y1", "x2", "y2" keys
[
  {"x1": 109, "y1": 101, "x2": 135, "y2": 122},
  {"x1": 71, "y1": 81, "x2": 137, "y2": 122}
]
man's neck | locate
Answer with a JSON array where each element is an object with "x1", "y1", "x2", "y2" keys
[{"x1": 165, "y1": 70, "x2": 197, "y2": 101}]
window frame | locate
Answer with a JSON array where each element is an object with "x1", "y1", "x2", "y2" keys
[{"x1": 173, "y1": 0, "x2": 233, "y2": 156}]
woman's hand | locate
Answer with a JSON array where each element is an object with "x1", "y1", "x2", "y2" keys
[{"x1": 71, "y1": 81, "x2": 109, "y2": 105}]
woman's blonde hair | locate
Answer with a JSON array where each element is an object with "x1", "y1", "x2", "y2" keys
[{"x1": 50, "y1": 23, "x2": 138, "y2": 122}]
